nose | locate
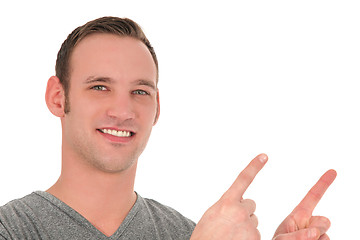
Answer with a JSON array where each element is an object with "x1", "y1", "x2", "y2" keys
[{"x1": 106, "y1": 94, "x2": 136, "y2": 121}]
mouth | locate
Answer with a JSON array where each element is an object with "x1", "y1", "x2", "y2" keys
[{"x1": 97, "y1": 128, "x2": 135, "y2": 138}]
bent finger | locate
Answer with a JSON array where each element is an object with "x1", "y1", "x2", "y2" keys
[
  {"x1": 309, "y1": 216, "x2": 331, "y2": 236},
  {"x1": 273, "y1": 228, "x2": 320, "y2": 240},
  {"x1": 319, "y1": 233, "x2": 329, "y2": 240},
  {"x1": 225, "y1": 153, "x2": 268, "y2": 200},
  {"x1": 241, "y1": 199, "x2": 256, "y2": 215},
  {"x1": 250, "y1": 214, "x2": 258, "y2": 227}
]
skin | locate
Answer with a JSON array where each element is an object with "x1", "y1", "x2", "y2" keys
[
  {"x1": 45, "y1": 34, "x2": 159, "y2": 236},
  {"x1": 190, "y1": 154, "x2": 336, "y2": 240},
  {"x1": 190, "y1": 154, "x2": 268, "y2": 240},
  {"x1": 273, "y1": 169, "x2": 337, "y2": 240},
  {"x1": 44, "y1": 31, "x2": 336, "y2": 239}
]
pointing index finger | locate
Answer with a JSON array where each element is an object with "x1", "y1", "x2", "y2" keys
[
  {"x1": 294, "y1": 169, "x2": 337, "y2": 214},
  {"x1": 224, "y1": 154, "x2": 268, "y2": 201}
]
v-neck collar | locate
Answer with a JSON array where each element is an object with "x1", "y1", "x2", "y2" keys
[{"x1": 34, "y1": 191, "x2": 141, "y2": 239}]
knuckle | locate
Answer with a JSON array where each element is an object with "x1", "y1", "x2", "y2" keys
[
  {"x1": 243, "y1": 198, "x2": 256, "y2": 206},
  {"x1": 317, "y1": 216, "x2": 331, "y2": 232},
  {"x1": 253, "y1": 228, "x2": 261, "y2": 240},
  {"x1": 322, "y1": 216, "x2": 331, "y2": 227},
  {"x1": 251, "y1": 214, "x2": 259, "y2": 227},
  {"x1": 217, "y1": 197, "x2": 235, "y2": 215},
  {"x1": 309, "y1": 216, "x2": 331, "y2": 233},
  {"x1": 242, "y1": 198, "x2": 256, "y2": 213},
  {"x1": 319, "y1": 233, "x2": 330, "y2": 240},
  {"x1": 293, "y1": 208, "x2": 308, "y2": 220},
  {"x1": 215, "y1": 197, "x2": 252, "y2": 223},
  {"x1": 285, "y1": 215, "x2": 299, "y2": 232}
]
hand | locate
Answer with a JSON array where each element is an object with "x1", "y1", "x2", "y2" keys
[
  {"x1": 273, "y1": 169, "x2": 337, "y2": 240},
  {"x1": 190, "y1": 154, "x2": 268, "y2": 240}
]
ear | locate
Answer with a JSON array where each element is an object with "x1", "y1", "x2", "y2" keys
[
  {"x1": 153, "y1": 89, "x2": 160, "y2": 125},
  {"x1": 45, "y1": 76, "x2": 66, "y2": 117}
]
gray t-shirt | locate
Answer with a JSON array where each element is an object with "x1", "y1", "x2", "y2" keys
[{"x1": 0, "y1": 191, "x2": 195, "y2": 239}]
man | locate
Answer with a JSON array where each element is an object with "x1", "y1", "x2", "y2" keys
[{"x1": 0, "y1": 17, "x2": 336, "y2": 240}]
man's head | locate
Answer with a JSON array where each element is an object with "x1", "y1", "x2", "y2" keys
[
  {"x1": 55, "y1": 17, "x2": 158, "y2": 113},
  {"x1": 46, "y1": 17, "x2": 160, "y2": 173}
]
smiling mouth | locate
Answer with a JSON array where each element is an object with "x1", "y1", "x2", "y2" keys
[{"x1": 97, "y1": 129, "x2": 135, "y2": 137}]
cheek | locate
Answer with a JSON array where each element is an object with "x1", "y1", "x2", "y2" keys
[
  {"x1": 66, "y1": 99, "x2": 100, "y2": 130},
  {"x1": 137, "y1": 102, "x2": 157, "y2": 126},
  {"x1": 73, "y1": 106, "x2": 94, "y2": 123},
  {"x1": 71, "y1": 93, "x2": 101, "y2": 116}
]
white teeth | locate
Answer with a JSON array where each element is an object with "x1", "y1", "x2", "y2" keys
[{"x1": 101, "y1": 129, "x2": 131, "y2": 137}]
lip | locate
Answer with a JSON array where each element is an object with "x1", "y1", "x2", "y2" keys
[{"x1": 96, "y1": 128, "x2": 136, "y2": 143}]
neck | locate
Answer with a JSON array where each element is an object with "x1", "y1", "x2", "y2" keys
[{"x1": 47, "y1": 149, "x2": 138, "y2": 236}]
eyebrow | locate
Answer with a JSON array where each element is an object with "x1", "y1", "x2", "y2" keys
[
  {"x1": 84, "y1": 76, "x2": 113, "y2": 84},
  {"x1": 132, "y1": 79, "x2": 157, "y2": 91}
]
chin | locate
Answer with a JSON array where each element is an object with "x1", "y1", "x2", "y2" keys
[{"x1": 89, "y1": 155, "x2": 138, "y2": 174}]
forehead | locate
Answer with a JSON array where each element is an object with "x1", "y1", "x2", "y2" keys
[{"x1": 69, "y1": 34, "x2": 157, "y2": 85}]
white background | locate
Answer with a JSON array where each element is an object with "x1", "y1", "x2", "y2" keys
[{"x1": 0, "y1": 0, "x2": 359, "y2": 239}]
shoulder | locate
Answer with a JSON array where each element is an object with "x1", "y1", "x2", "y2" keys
[
  {"x1": 136, "y1": 195, "x2": 196, "y2": 238},
  {"x1": 0, "y1": 192, "x2": 39, "y2": 218},
  {"x1": 0, "y1": 191, "x2": 46, "y2": 216},
  {"x1": 0, "y1": 192, "x2": 51, "y2": 239}
]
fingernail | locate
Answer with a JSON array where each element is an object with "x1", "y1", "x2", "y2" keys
[
  {"x1": 259, "y1": 154, "x2": 268, "y2": 163},
  {"x1": 308, "y1": 228, "x2": 319, "y2": 239}
]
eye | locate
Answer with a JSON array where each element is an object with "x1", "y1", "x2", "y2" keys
[
  {"x1": 91, "y1": 85, "x2": 108, "y2": 91},
  {"x1": 132, "y1": 90, "x2": 149, "y2": 95}
]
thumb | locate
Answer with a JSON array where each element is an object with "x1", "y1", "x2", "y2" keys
[{"x1": 273, "y1": 228, "x2": 320, "y2": 240}]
